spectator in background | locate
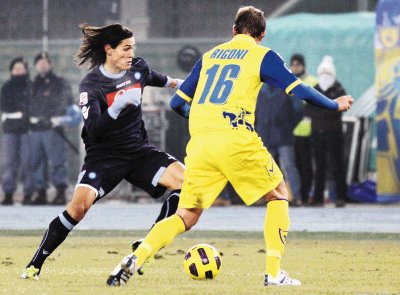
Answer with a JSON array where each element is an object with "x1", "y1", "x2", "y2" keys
[
  {"x1": 255, "y1": 83, "x2": 303, "y2": 206},
  {"x1": 29, "y1": 52, "x2": 81, "y2": 205},
  {"x1": 0, "y1": 57, "x2": 33, "y2": 205},
  {"x1": 305, "y1": 56, "x2": 347, "y2": 207},
  {"x1": 291, "y1": 54, "x2": 318, "y2": 205}
]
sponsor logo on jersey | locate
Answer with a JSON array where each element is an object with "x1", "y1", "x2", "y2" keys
[
  {"x1": 116, "y1": 80, "x2": 132, "y2": 89},
  {"x1": 266, "y1": 155, "x2": 275, "y2": 176},
  {"x1": 106, "y1": 83, "x2": 141, "y2": 107},
  {"x1": 82, "y1": 106, "x2": 90, "y2": 120},
  {"x1": 79, "y1": 92, "x2": 88, "y2": 105}
]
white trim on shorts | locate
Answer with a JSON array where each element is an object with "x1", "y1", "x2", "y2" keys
[
  {"x1": 75, "y1": 184, "x2": 99, "y2": 198},
  {"x1": 151, "y1": 166, "x2": 167, "y2": 187}
]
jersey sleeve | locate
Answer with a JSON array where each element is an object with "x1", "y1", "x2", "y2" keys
[
  {"x1": 260, "y1": 50, "x2": 338, "y2": 111},
  {"x1": 175, "y1": 57, "x2": 202, "y2": 103},
  {"x1": 138, "y1": 58, "x2": 168, "y2": 87},
  {"x1": 79, "y1": 82, "x2": 114, "y2": 140},
  {"x1": 145, "y1": 69, "x2": 168, "y2": 87},
  {"x1": 260, "y1": 50, "x2": 301, "y2": 95}
]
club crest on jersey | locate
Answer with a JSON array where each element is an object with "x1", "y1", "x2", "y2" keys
[
  {"x1": 106, "y1": 83, "x2": 141, "y2": 107},
  {"x1": 79, "y1": 92, "x2": 88, "y2": 105},
  {"x1": 134, "y1": 71, "x2": 141, "y2": 80}
]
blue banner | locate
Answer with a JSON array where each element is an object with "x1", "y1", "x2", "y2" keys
[{"x1": 376, "y1": 0, "x2": 400, "y2": 202}]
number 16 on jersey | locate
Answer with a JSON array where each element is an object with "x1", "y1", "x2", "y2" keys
[{"x1": 198, "y1": 64, "x2": 241, "y2": 105}]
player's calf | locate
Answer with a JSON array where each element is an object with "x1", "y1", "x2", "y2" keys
[{"x1": 23, "y1": 210, "x2": 78, "y2": 278}]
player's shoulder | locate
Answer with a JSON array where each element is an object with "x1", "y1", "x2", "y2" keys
[
  {"x1": 257, "y1": 45, "x2": 271, "y2": 55},
  {"x1": 79, "y1": 68, "x2": 102, "y2": 91},
  {"x1": 130, "y1": 57, "x2": 149, "y2": 72}
]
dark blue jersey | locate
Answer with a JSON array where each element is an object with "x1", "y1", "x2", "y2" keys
[{"x1": 78, "y1": 57, "x2": 168, "y2": 161}]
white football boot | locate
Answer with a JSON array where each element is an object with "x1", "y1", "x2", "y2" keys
[
  {"x1": 264, "y1": 270, "x2": 301, "y2": 286},
  {"x1": 106, "y1": 254, "x2": 140, "y2": 287}
]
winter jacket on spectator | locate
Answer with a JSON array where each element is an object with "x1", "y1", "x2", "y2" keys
[
  {"x1": 30, "y1": 71, "x2": 73, "y2": 131},
  {"x1": 0, "y1": 74, "x2": 31, "y2": 133}
]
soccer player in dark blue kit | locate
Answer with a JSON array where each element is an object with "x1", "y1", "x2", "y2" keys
[{"x1": 21, "y1": 23, "x2": 185, "y2": 280}]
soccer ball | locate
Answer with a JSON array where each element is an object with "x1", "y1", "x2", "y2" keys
[{"x1": 183, "y1": 244, "x2": 222, "y2": 280}]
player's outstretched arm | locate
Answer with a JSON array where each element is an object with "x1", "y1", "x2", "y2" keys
[
  {"x1": 169, "y1": 57, "x2": 202, "y2": 118},
  {"x1": 334, "y1": 95, "x2": 354, "y2": 112},
  {"x1": 260, "y1": 50, "x2": 353, "y2": 112},
  {"x1": 170, "y1": 94, "x2": 190, "y2": 118},
  {"x1": 165, "y1": 78, "x2": 184, "y2": 89}
]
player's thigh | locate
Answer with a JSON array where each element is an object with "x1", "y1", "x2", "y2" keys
[
  {"x1": 158, "y1": 161, "x2": 185, "y2": 190},
  {"x1": 223, "y1": 132, "x2": 283, "y2": 205},
  {"x1": 126, "y1": 147, "x2": 180, "y2": 199},
  {"x1": 179, "y1": 136, "x2": 228, "y2": 209},
  {"x1": 75, "y1": 159, "x2": 129, "y2": 203}
]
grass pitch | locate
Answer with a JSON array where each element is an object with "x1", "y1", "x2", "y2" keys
[{"x1": 0, "y1": 230, "x2": 399, "y2": 294}]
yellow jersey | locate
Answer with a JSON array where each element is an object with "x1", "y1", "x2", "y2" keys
[{"x1": 176, "y1": 34, "x2": 301, "y2": 135}]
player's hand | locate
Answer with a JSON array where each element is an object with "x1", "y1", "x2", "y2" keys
[
  {"x1": 335, "y1": 95, "x2": 353, "y2": 112},
  {"x1": 168, "y1": 79, "x2": 184, "y2": 89},
  {"x1": 119, "y1": 89, "x2": 142, "y2": 107},
  {"x1": 175, "y1": 79, "x2": 184, "y2": 89},
  {"x1": 108, "y1": 88, "x2": 142, "y2": 119}
]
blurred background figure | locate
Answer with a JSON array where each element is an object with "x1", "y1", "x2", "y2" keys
[
  {"x1": 291, "y1": 54, "x2": 318, "y2": 205},
  {"x1": 255, "y1": 83, "x2": 303, "y2": 206},
  {"x1": 0, "y1": 57, "x2": 33, "y2": 205},
  {"x1": 29, "y1": 52, "x2": 81, "y2": 205},
  {"x1": 305, "y1": 56, "x2": 348, "y2": 207}
]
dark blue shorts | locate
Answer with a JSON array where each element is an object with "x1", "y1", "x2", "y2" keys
[{"x1": 76, "y1": 146, "x2": 177, "y2": 202}]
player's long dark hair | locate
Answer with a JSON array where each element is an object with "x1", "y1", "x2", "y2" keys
[{"x1": 75, "y1": 23, "x2": 133, "y2": 69}]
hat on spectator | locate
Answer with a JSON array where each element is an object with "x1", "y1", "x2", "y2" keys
[
  {"x1": 317, "y1": 55, "x2": 336, "y2": 77},
  {"x1": 290, "y1": 53, "x2": 305, "y2": 66}
]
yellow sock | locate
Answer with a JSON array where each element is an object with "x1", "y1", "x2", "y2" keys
[
  {"x1": 134, "y1": 214, "x2": 186, "y2": 266},
  {"x1": 264, "y1": 200, "x2": 290, "y2": 277}
]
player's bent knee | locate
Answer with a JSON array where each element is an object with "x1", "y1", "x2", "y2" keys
[
  {"x1": 159, "y1": 162, "x2": 185, "y2": 190},
  {"x1": 264, "y1": 180, "x2": 289, "y2": 202},
  {"x1": 176, "y1": 208, "x2": 202, "y2": 231},
  {"x1": 66, "y1": 202, "x2": 88, "y2": 221},
  {"x1": 66, "y1": 188, "x2": 96, "y2": 221}
]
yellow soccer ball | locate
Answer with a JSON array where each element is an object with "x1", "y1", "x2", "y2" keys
[{"x1": 183, "y1": 244, "x2": 222, "y2": 280}]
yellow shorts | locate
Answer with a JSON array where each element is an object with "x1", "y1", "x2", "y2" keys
[{"x1": 179, "y1": 130, "x2": 283, "y2": 209}]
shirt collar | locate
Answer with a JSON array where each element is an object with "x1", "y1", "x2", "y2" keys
[
  {"x1": 99, "y1": 64, "x2": 126, "y2": 80},
  {"x1": 232, "y1": 34, "x2": 257, "y2": 44}
]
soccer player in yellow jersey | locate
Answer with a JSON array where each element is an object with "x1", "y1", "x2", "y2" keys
[{"x1": 108, "y1": 6, "x2": 353, "y2": 287}]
